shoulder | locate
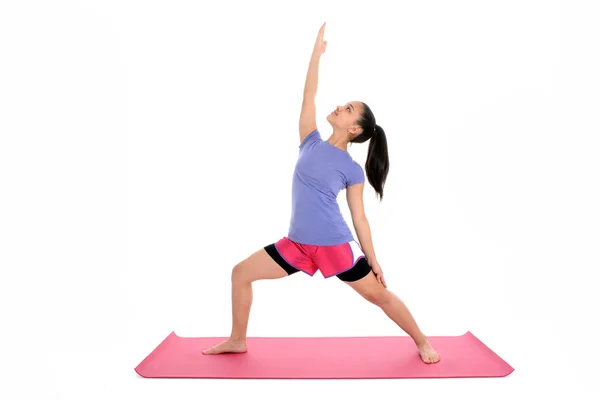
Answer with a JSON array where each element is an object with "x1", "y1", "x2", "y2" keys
[
  {"x1": 349, "y1": 159, "x2": 363, "y2": 173},
  {"x1": 299, "y1": 128, "x2": 322, "y2": 150},
  {"x1": 345, "y1": 159, "x2": 365, "y2": 187}
]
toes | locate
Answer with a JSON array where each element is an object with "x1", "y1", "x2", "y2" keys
[{"x1": 420, "y1": 350, "x2": 440, "y2": 364}]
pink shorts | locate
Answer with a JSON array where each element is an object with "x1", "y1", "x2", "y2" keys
[{"x1": 268, "y1": 236, "x2": 367, "y2": 279}]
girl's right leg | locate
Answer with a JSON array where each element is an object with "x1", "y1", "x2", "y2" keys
[{"x1": 202, "y1": 246, "x2": 296, "y2": 354}]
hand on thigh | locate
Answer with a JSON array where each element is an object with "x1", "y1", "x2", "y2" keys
[{"x1": 344, "y1": 270, "x2": 387, "y2": 306}]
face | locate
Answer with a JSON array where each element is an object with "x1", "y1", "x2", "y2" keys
[{"x1": 326, "y1": 101, "x2": 364, "y2": 137}]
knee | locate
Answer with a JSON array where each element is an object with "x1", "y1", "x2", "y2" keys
[
  {"x1": 363, "y1": 288, "x2": 391, "y2": 307},
  {"x1": 231, "y1": 263, "x2": 247, "y2": 283},
  {"x1": 231, "y1": 262, "x2": 254, "y2": 284}
]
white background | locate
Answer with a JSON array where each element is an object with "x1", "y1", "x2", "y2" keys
[{"x1": 1, "y1": 0, "x2": 599, "y2": 399}]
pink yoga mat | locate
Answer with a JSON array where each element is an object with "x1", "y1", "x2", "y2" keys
[{"x1": 135, "y1": 331, "x2": 513, "y2": 379}]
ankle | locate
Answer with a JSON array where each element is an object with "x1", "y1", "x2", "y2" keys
[
  {"x1": 229, "y1": 335, "x2": 246, "y2": 343},
  {"x1": 414, "y1": 334, "x2": 429, "y2": 347}
]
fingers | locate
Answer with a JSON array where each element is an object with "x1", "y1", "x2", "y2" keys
[
  {"x1": 318, "y1": 22, "x2": 326, "y2": 38},
  {"x1": 375, "y1": 271, "x2": 387, "y2": 288}
]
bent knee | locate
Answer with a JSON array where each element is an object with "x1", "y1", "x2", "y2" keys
[{"x1": 231, "y1": 262, "x2": 249, "y2": 283}]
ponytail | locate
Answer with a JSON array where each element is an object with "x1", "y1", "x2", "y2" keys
[
  {"x1": 366, "y1": 124, "x2": 389, "y2": 200},
  {"x1": 351, "y1": 102, "x2": 390, "y2": 201}
]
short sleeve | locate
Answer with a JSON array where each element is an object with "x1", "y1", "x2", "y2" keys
[
  {"x1": 346, "y1": 162, "x2": 365, "y2": 187},
  {"x1": 299, "y1": 129, "x2": 321, "y2": 151}
]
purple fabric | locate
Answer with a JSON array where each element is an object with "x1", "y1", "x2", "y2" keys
[{"x1": 287, "y1": 129, "x2": 365, "y2": 246}]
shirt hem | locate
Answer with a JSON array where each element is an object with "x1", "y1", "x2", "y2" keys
[{"x1": 287, "y1": 233, "x2": 356, "y2": 246}]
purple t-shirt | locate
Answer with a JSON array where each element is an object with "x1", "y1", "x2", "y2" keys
[{"x1": 287, "y1": 129, "x2": 365, "y2": 246}]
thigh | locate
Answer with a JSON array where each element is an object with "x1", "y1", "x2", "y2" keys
[
  {"x1": 314, "y1": 239, "x2": 371, "y2": 281},
  {"x1": 265, "y1": 237, "x2": 317, "y2": 276},
  {"x1": 233, "y1": 247, "x2": 290, "y2": 282},
  {"x1": 336, "y1": 256, "x2": 372, "y2": 282},
  {"x1": 343, "y1": 268, "x2": 386, "y2": 303}
]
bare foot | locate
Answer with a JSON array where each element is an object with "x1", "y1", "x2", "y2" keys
[
  {"x1": 202, "y1": 339, "x2": 247, "y2": 355},
  {"x1": 417, "y1": 341, "x2": 440, "y2": 364}
]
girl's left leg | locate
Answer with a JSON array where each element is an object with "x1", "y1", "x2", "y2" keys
[{"x1": 341, "y1": 266, "x2": 440, "y2": 364}]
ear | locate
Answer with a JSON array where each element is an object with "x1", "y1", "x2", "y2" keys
[{"x1": 348, "y1": 125, "x2": 362, "y2": 138}]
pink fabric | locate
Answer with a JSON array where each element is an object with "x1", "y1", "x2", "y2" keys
[
  {"x1": 135, "y1": 331, "x2": 514, "y2": 379},
  {"x1": 274, "y1": 236, "x2": 364, "y2": 278}
]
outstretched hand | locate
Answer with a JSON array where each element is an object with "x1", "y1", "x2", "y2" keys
[{"x1": 313, "y1": 22, "x2": 327, "y2": 55}]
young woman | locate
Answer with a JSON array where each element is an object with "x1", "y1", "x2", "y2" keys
[{"x1": 203, "y1": 23, "x2": 440, "y2": 364}]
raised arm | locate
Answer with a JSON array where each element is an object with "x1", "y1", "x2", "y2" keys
[{"x1": 299, "y1": 23, "x2": 327, "y2": 143}]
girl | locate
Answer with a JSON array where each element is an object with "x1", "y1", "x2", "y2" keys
[{"x1": 203, "y1": 23, "x2": 440, "y2": 364}]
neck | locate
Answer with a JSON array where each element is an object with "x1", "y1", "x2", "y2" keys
[{"x1": 327, "y1": 130, "x2": 348, "y2": 151}]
